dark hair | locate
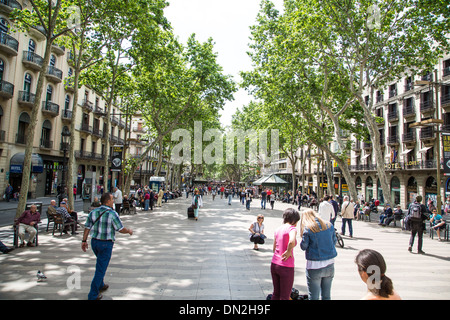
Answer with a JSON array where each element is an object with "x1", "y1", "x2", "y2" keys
[
  {"x1": 355, "y1": 249, "x2": 394, "y2": 298},
  {"x1": 101, "y1": 192, "x2": 113, "y2": 205},
  {"x1": 283, "y1": 208, "x2": 300, "y2": 225},
  {"x1": 324, "y1": 195, "x2": 330, "y2": 201}
]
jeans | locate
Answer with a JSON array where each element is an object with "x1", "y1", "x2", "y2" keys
[
  {"x1": 261, "y1": 198, "x2": 266, "y2": 209},
  {"x1": 409, "y1": 221, "x2": 424, "y2": 251},
  {"x1": 306, "y1": 263, "x2": 335, "y2": 300},
  {"x1": 271, "y1": 263, "x2": 295, "y2": 300},
  {"x1": 341, "y1": 218, "x2": 353, "y2": 236},
  {"x1": 228, "y1": 195, "x2": 232, "y2": 205},
  {"x1": 88, "y1": 239, "x2": 114, "y2": 300},
  {"x1": 246, "y1": 200, "x2": 251, "y2": 210},
  {"x1": 144, "y1": 199, "x2": 149, "y2": 211}
]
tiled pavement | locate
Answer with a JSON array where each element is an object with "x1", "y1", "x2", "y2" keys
[{"x1": 0, "y1": 194, "x2": 450, "y2": 300}]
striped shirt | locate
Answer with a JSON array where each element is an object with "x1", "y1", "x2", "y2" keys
[{"x1": 84, "y1": 205, "x2": 124, "y2": 241}]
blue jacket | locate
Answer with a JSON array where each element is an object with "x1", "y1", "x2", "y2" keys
[{"x1": 300, "y1": 219, "x2": 337, "y2": 261}]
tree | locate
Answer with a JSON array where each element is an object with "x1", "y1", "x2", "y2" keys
[
  {"x1": 12, "y1": 0, "x2": 76, "y2": 217},
  {"x1": 284, "y1": 0, "x2": 450, "y2": 203}
]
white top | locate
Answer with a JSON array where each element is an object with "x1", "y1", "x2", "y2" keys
[
  {"x1": 318, "y1": 201, "x2": 334, "y2": 221},
  {"x1": 306, "y1": 258, "x2": 335, "y2": 270},
  {"x1": 114, "y1": 189, "x2": 122, "y2": 204}
]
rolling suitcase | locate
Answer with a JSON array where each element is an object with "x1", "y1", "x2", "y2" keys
[{"x1": 187, "y1": 206, "x2": 195, "y2": 218}]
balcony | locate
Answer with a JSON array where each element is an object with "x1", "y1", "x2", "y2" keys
[
  {"x1": 81, "y1": 99, "x2": 93, "y2": 112},
  {"x1": 387, "y1": 135, "x2": 399, "y2": 146},
  {"x1": 387, "y1": 110, "x2": 398, "y2": 122},
  {"x1": 389, "y1": 88, "x2": 397, "y2": 98},
  {"x1": 18, "y1": 91, "x2": 36, "y2": 108},
  {"x1": 29, "y1": 25, "x2": 46, "y2": 41},
  {"x1": 444, "y1": 66, "x2": 450, "y2": 78},
  {"x1": 0, "y1": 0, "x2": 22, "y2": 13},
  {"x1": 119, "y1": 119, "x2": 126, "y2": 128},
  {"x1": 61, "y1": 109, "x2": 72, "y2": 122},
  {"x1": 0, "y1": 32, "x2": 18, "y2": 56},
  {"x1": 46, "y1": 65, "x2": 63, "y2": 83},
  {"x1": 402, "y1": 131, "x2": 416, "y2": 144},
  {"x1": 75, "y1": 150, "x2": 103, "y2": 161},
  {"x1": 67, "y1": 51, "x2": 74, "y2": 66},
  {"x1": 420, "y1": 126, "x2": 435, "y2": 141},
  {"x1": 42, "y1": 101, "x2": 60, "y2": 117},
  {"x1": 93, "y1": 106, "x2": 106, "y2": 117},
  {"x1": 39, "y1": 139, "x2": 53, "y2": 150},
  {"x1": 403, "y1": 104, "x2": 415, "y2": 119},
  {"x1": 22, "y1": 51, "x2": 44, "y2": 71},
  {"x1": 51, "y1": 43, "x2": 65, "y2": 56},
  {"x1": 92, "y1": 127, "x2": 103, "y2": 138},
  {"x1": 376, "y1": 94, "x2": 384, "y2": 104},
  {"x1": 111, "y1": 116, "x2": 119, "y2": 126},
  {"x1": 404, "y1": 82, "x2": 414, "y2": 92},
  {"x1": 0, "y1": 80, "x2": 14, "y2": 99},
  {"x1": 420, "y1": 99, "x2": 435, "y2": 114},
  {"x1": 441, "y1": 90, "x2": 450, "y2": 109},
  {"x1": 65, "y1": 78, "x2": 75, "y2": 92},
  {"x1": 80, "y1": 123, "x2": 92, "y2": 134},
  {"x1": 363, "y1": 141, "x2": 372, "y2": 149}
]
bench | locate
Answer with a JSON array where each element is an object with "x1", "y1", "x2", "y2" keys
[
  {"x1": 13, "y1": 220, "x2": 39, "y2": 248},
  {"x1": 52, "y1": 214, "x2": 76, "y2": 236},
  {"x1": 429, "y1": 216, "x2": 449, "y2": 241}
]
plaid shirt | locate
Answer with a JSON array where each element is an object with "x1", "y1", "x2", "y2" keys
[{"x1": 84, "y1": 205, "x2": 124, "y2": 241}]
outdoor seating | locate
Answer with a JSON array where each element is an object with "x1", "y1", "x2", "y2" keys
[
  {"x1": 46, "y1": 209, "x2": 57, "y2": 232},
  {"x1": 52, "y1": 213, "x2": 76, "y2": 236},
  {"x1": 13, "y1": 219, "x2": 39, "y2": 248}
]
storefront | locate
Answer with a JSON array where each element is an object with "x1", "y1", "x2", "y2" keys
[
  {"x1": 425, "y1": 176, "x2": 437, "y2": 208},
  {"x1": 390, "y1": 176, "x2": 400, "y2": 206},
  {"x1": 365, "y1": 176, "x2": 373, "y2": 203},
  {"x1": 406, "y1": 176, "x2": 417, "y2": 207},
  {"x1": 9, "y1": 153, "x2": 44, "y2": 198}
]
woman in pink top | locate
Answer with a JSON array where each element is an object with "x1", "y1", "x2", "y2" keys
[{"x1": 271, "y1": 208, "x2": 300, "y2": 300}]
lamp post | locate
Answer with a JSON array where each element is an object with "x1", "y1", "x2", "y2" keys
[
  {"x1": 59, "y1": 129, "x2": 71, "y2": 206},
  {"x1": 410, "y1": 69, "x2": 447, "y2": 215}
]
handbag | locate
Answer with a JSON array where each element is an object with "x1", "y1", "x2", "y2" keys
[{"x1": 191, "y1": 196, "x2": 198, "y2": 209}]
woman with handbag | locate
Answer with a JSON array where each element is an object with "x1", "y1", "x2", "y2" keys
[
  {"x1": 191, "y1": 189, "x2": 203, "y2": 221},
  {"x1": 249, "y1": 214, "x2": 266, "y2": 250}
]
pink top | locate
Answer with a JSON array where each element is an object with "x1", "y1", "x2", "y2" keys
[{"x1": 272, "y1": 224, "x2": 297, "y2": 268}]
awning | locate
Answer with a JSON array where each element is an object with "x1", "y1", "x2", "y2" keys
[
  {"x1": 252, "y1": 174, "x2": 288, "y2": 186},
  {"x1": 361, "y1": 154, "x2": 371, "y2": 161},
  {"x1": 401, "y1": 148, "x2": 413, "y2": 155},
  {"x1": 150, "y1": 176, "x2": 165, "y2": 182},
  {"x1": 419, "y1": 146, "x2": 432, "y2": 153},
  {"x1": 9, "y1": 153, "x2": 44, "y2": 173}
]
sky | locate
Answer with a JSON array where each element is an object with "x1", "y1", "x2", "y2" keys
[{"x1": 164, "y1": 0, "x2": 284, "y2": 128}]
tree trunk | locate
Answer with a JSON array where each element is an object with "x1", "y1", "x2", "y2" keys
[{"x1": 16, "y1": 40, "x2": 53, "y2": 218}]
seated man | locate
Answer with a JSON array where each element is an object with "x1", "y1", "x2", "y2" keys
[
  {"x1": 379, "y1": 203, "x2": 392, "y2": 225},
  {"x1": 63, "y1": 198, "x2": 78, "y2": 229},
  {"x1": 91, "y1": 197, "x2": 101, "y2": 209},
  {"x1": 384, "y1": 205, "x2": 403, "y2": 226},
  {"x1": 56, "y1": 202, "x2": 77, "y2": 235},
  {"x1": 16, "y1": 204, "x2": 40, "y2": 247}
]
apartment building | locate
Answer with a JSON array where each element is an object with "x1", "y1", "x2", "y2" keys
[
  {"x1": 348, "y1": 54, "x2": 450, "y2": 209},
  {"x1": 0, "y1": 0, "x2": 153, "y2": 198}
]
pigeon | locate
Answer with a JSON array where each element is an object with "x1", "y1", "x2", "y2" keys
[{"x1": 36, "y1": 270, "x2": 47, "y2": 282}]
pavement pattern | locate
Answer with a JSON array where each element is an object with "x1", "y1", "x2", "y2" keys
[{"x1": 0, "y1": 194, "x2": 449, "y2": 300}]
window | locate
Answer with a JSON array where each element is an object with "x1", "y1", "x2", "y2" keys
[
  {"x1": 46, "y1": 85, "x2": 53, "y2": 101},
  {"x1": 23, "y1": 73, "x2": 32, "y2": 92},
  {"x1": 0, "y1": 58, "x2": 4, "y2": 81},
  {"x1": 50, "y1": 54, "x2": 56, "y2": 67},
  {"x1": 17, "y1": 112, "x2": 30, "y2": 144},
  {"x1": 28, "y1": 39, "x2": 36, "y2": 53},
  {"x1": 65, "y1": 95, "x2": 70, "y2": 110}
]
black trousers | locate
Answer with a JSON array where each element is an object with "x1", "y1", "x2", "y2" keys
[
  {"x1": 409, "y1": 221, "x2": 424, "y2": 251},
  {"x1": 250, "y1": 235, "x2": 265, "y2": 245}
]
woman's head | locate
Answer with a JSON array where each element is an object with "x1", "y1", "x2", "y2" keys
[
  {"x1": 355, "y1": 249, "x2": 394, "y2": 298},
  {"x1": 257, "y1": 214, "x2": 264, "y2": 222},
  {"x1": 300, "y1": 209, "x2": 330, "y2": 236},
  {"x1": 283, "y1": 208, "x2": 300, "y2": 225}
]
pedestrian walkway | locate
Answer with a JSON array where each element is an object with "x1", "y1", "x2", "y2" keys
[{"x1": 0, "y1": 194, "x2": 449, "y2": 300}]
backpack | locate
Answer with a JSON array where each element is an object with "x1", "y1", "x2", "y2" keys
[{"x1": 409, "y1": 202, "x2": 422, "y2": 221}]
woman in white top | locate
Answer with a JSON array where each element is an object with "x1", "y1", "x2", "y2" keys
[
  {"x1": 191, "y1": 189, "x2": 203, "y2": 221},
  {"x1": 249, "y1": 214, "x2": 265, "y2": 250}
]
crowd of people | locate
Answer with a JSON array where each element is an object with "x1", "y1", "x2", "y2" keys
[{"x1": 2, "y1": 180, "x2": 447, "y2": 301}]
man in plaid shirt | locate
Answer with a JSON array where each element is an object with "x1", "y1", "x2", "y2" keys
[{"x1": 81, "y1": 192, "x2": 133, "y2": 300}]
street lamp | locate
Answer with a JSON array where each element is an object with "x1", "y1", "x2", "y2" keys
[
  {"x1": 59, "y1": 129, "x2": 71, "y2": 206},
  {"x1": 410, "y1": 69, "x2": 446, "y2": 215}
]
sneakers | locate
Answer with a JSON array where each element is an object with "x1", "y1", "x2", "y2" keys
[{"x1": 408, "y1": 246, "x2": 425, "y2": 254}]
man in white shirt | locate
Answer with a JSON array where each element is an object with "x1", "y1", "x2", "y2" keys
[
  {"x1": 113, "y1": 187, "x2": 123, "y2": 214},
  {"x1": 318, "y1": 195, "x2": 335, "y2": 222}
]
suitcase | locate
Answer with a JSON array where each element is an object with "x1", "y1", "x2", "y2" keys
[{"x1": 187, "y1": 206, "x2": 195, "y2": 218}]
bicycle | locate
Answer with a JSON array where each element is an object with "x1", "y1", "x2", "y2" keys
[{"x1": 335, "y1": 228, "x2": 344, "y2": 248}]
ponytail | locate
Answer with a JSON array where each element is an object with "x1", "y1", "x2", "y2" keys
[{"x1": 376, "y1": 274, "x2": 394, "y2": 298}]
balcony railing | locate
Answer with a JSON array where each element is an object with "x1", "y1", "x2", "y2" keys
[
  {"x1": 387, "y1": 135, "x2": 399, "y2": 145},
  {"x1": 80, "y1": 123, "x2": 92, "y2": 133},
  {"x1": 0, "y1": 0, "x2": 23, "y2": 12},
  {"x1": 0, "y1": 79, "x2": 14, "y2": 98},
  {"x1": 0, "y1": 31, "x2": 18, "y2": 56},
  {"x1": 22, "y1": 51, "x2": 44, "y2": 70},
  {"x1": 444, "y1": 66, "x2": 450, "y2": 77},
  {"x1": 403, "y1": 104, "x2": 415, "y2": 117},
  {"x1": 62, "y1": 109, "x2": 72, "y2": 121},
  {"x1": 40, "y1": 139, "x2": 53, "y2": 149},
  {"x1": 420, "y1": 99, "x2": 434, "y2": 113},
  {"x1": 420, "y1": 126, "x2": 435, "y2": 139},
  {"x1": 349, "y1": 160, "x2": 442, "y2": 172},
  {"x1": 18, "y1": 91, "x2": 36, "y2": 107},
  {"x1": 46, "y1": 65, "x2": 63, "y2": 82},
  {"x1": 402, "y1": 131, "x2": 416, "y2": 143},
  {"x1": 389, "y1": 88, "x2": 397, "y2": 98},
  {"x1": 42, "y1": 101, "x2": 60, "y2": 116},
  {"x1": 387, "y1": 110, "x2": 398, "y2": 121}
]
